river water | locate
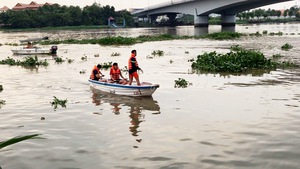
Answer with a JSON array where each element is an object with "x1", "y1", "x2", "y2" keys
[{"x1": 0, "y1": 24, "x2": 300, "y2": 169}]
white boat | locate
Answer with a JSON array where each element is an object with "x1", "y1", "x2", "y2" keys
[
  {"x1": 11, "y1": 36, "x2": 58, "y2": 55},
  {"x1": 11, "y1": 46, "x2": 54, "y2": 55},
  {"x1": 89, "y1": 79, "x2": 159, "y2": 97}
]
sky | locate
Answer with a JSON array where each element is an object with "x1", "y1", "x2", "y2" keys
[{"x1": 0, "y1": 0, "x2": 298, "y2": 10}]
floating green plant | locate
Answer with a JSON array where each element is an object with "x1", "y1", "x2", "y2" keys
[
  {"x1": 67, "y1": 59, "x2": 74, "y2": 63},
  {"x1": 101, "y1": 62, "x2": 113, "y2": 70},
  {"x1": 111, "y1": 52, "x2": 121, "y2": 57},
  {"x1": 201, "y1": 32, "x2": 243, "y2": 40},
  {"x1": 191, "y1": 49, "x2": 299, "y2": 73},
  {"x1": 281, "y1": 43, "x2": 293, "y2": 51},
  {"x1": 81, "y1": 55, "x2": 87, "y2": 61},
  {"x1": 174, "y1": 78, "x2": 189, "y2": 88},
  {"x1": 185, "y1": 51, "x2": 189, "y2": 54},
  {"x1": 0, "y1": 56, "x2": 48, "y2": 67},
  {"x1": 0, "y1": 100, "x2": 5, "y2": 108},
  {"x1": 230, "y1": 45, "x2": 244, "y2": 52},
  {"x1": 0, "y1": 85, "x2": 3, "y2": 91},
  {"x1": 151, "y1": 50, "x2": 164, "y2": 57},
  {"x1": 51, "y1": 96, "x2": 67, "y2": 109},
  {"x1": 54, "y1": 57, "x2": 64, "y2": 63},
  {"x1": 272, "y1": 54, "x2": 284, "y2": 59}
]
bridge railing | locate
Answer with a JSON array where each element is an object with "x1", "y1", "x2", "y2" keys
[{"x1": 134, "y1": 0, "x2": 195, "y2": 13}]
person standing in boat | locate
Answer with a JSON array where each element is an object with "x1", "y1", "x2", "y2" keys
[
  {"x1": 128, "y1": 50, "x2": 143, "y2": 86},
  {"x1": 90, "y1": 64, "x2": 104, "y2": 81},
  {"x1": 110, "y1": 63, "x2": 127, "y2": 85}
]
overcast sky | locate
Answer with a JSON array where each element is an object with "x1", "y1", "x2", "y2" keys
[{"x1": 1, "y1": 0, "x2": 298, "y2": 10}]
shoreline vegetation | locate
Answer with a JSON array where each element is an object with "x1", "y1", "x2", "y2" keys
[
  {"x1": 35, "y1": 31, "x2": 293, "y2": 46},
  {"x1": 37, "y1": 32, "x2": 243, "y2": 46}
]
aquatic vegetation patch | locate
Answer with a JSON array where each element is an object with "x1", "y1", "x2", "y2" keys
[
  {"x1": 0, "y1": 100, "x2": 5, "y2": 108},
  {"x1": 281, "y1": 43, "x2": 293, "y2": 51},
  {"x1": 191, "y1": 49, "x2": 299, "y2": 73},
  {"x1": 51, "y1": 96, "x2": 67, "y2": 109},
  {"x1": 230, "y1": 45, "x2": 244, "y2": 52},
  {"x1": 151, "y1": 50, "x2": 165, "y2": 57},
  {"x1": 185, "y1": 51, "x2": 189, "y2": 54},
  {"x1": 67, "y1": 59, "x2": 74, "y2": 63},
  {"x1": 262, "y1": 30, "x2": 268, "y2": 35},
  {"x1": 249, "y1": 31, "x2": 262, "y2": 37},
  {"x1": 174, "y1": 78, "x2": 190, "y2": 88},
  {"x1": 0, "y1": 56, "x2": 48, "y2": 67},
  {"x1": 40, "y1": 32, "x2": 243, "y2": 46},
  {"x1": 101, "y1": 62, "x2": 113, "y2": 70},
  {"x1": 111, "y1": 52, "x2": 121, "y2": 57},
  {"x1": 269, "y1": 31, "x2": 283, "y2": 36},
  {"x1": 81, "y1": 55, "x2": 88, "y2": 61},
  {"x1": 201, "y1": 32, "x2": 243, "y2": 40},
  {"x1": 0, "y1": 85, "x2": 3, "y2": 91},
  {"x1": 54, "y1": 57, "x2": 64, "y2": 63},
  {"x1": 0, "y1": 134, "x2": 41, "y2": 150},
  {"x1": 272, "y1": 54, "x2": 285, "y2": 59}
]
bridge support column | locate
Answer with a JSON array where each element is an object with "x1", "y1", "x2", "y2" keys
[
  {"x1": 194, "y1": 15, "x2": 209, "y2": 27},
  {"x1": 167, "y1": 14, "x2": 177, "y2": 23},
  {"x1": 149, "y1": 16, "x2": 157, "y2": 24},
  {"x1": 221, "y1": 14, "x2": 236, "y2": 27}
]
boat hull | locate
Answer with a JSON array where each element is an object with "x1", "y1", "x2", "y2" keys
[
  {"x1": 11, "y1": 48, "x2": 51, "y2": 55},
  {"x1": 89, "y1": 79, "x2": 159, "y2": 97}
]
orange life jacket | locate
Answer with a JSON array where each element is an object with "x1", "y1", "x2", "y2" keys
[
  {"x1": 90, "y1": 65, "x2": 100, "y2": 80},
  {"x1": 128, "y1": 53, "x2": 138, "y2": 70},
  {"x1": 110, "y1": 67, "x2": 121, "y2": 80}
]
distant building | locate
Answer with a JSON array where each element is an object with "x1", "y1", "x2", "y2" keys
[
  {"x1": 12, "y1": 1, "x2": 54, "y2": 11},
  {"x1": 0, "y1": 6, "x2": 9, "y2": 13}
]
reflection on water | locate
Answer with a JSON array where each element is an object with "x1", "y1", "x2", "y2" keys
[{"x1": 91, "y1": 89, "x2": 160, "y2": 146}]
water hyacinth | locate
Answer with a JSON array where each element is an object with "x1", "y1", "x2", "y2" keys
[
  {"x1": 192, "y1": 49, "x2": 299, "y2": 73},
  {"x1": 0, "y1": 56, "x2": 48, "y2": 67}
]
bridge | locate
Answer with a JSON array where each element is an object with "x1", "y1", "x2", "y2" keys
[{"x1": 132, "y1": 0, "x2": 293, "y2": 27}]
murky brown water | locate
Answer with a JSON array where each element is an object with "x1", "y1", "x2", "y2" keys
[{"x1": 0, "y1": 24, "x2": 300, "y2": 169}]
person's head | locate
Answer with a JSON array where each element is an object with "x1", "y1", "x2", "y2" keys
[
  {"x1": 113, "y1": 62, "x2": 118, "y2": 69},
  {"x1": 131, "y1": 50, "x2": 137, "y2": 57},
  {"x1": 97, "y1": 64, "x2": 102, "y2": 69}
]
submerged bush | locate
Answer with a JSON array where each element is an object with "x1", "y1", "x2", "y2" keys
[
  {"x1": 191, "y1": 49, "x2": 299, "y2": 73},
  {"x1": 0, "y1": 56, "x2": 48, "y2": 67},
  {"x1": 281, "y1": 43, "x2": 293, "y2": 51},
  {"x1": 174, "y1": 78, "x2": 189, "y2": 88}
]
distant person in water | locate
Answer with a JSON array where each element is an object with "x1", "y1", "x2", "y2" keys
[
  {"x1": 26, "y1": 42, "x2": 33, "y2": 48},
  {"x1": 110, "y1": 63, "x2": 127, "y2": 85},
  {"x1": 90, "y1": 64, "x2": 104, "y2": 81},
  {"x1": 128, "y1": 50, "x2": 143, "y2": 86}
]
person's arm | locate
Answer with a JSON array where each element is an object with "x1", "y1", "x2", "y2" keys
[
  {"x1": 120, "y1": 71, "x2": 126, "y2": 80},
  {"x1": 110, "y1": 69, "x2": 114, "y2": 81}
]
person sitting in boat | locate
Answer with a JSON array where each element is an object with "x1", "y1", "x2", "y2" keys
[
  {"x1": 110, "y1": 63, "x2": 127, "y2": 85},
  {"x1": 90, "y1": 64, "x2": 105, "y2": 81},
  {"x1": 26, "y1": 42, "x2": 33, "y2": 49}
]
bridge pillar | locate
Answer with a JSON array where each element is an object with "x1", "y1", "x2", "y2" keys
[
  {"x1": 149, "y1": 16, "x2": 157, "y2": 24},
  {"x1": 194, "y1": 15, "x2": 209, "y2": 27},
  {"x1": 221, "y1": 14, "x2": 236, "y2": 27},
  {"x1": 167, "y1": 14, "x2": 177, "y2": 22}
]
